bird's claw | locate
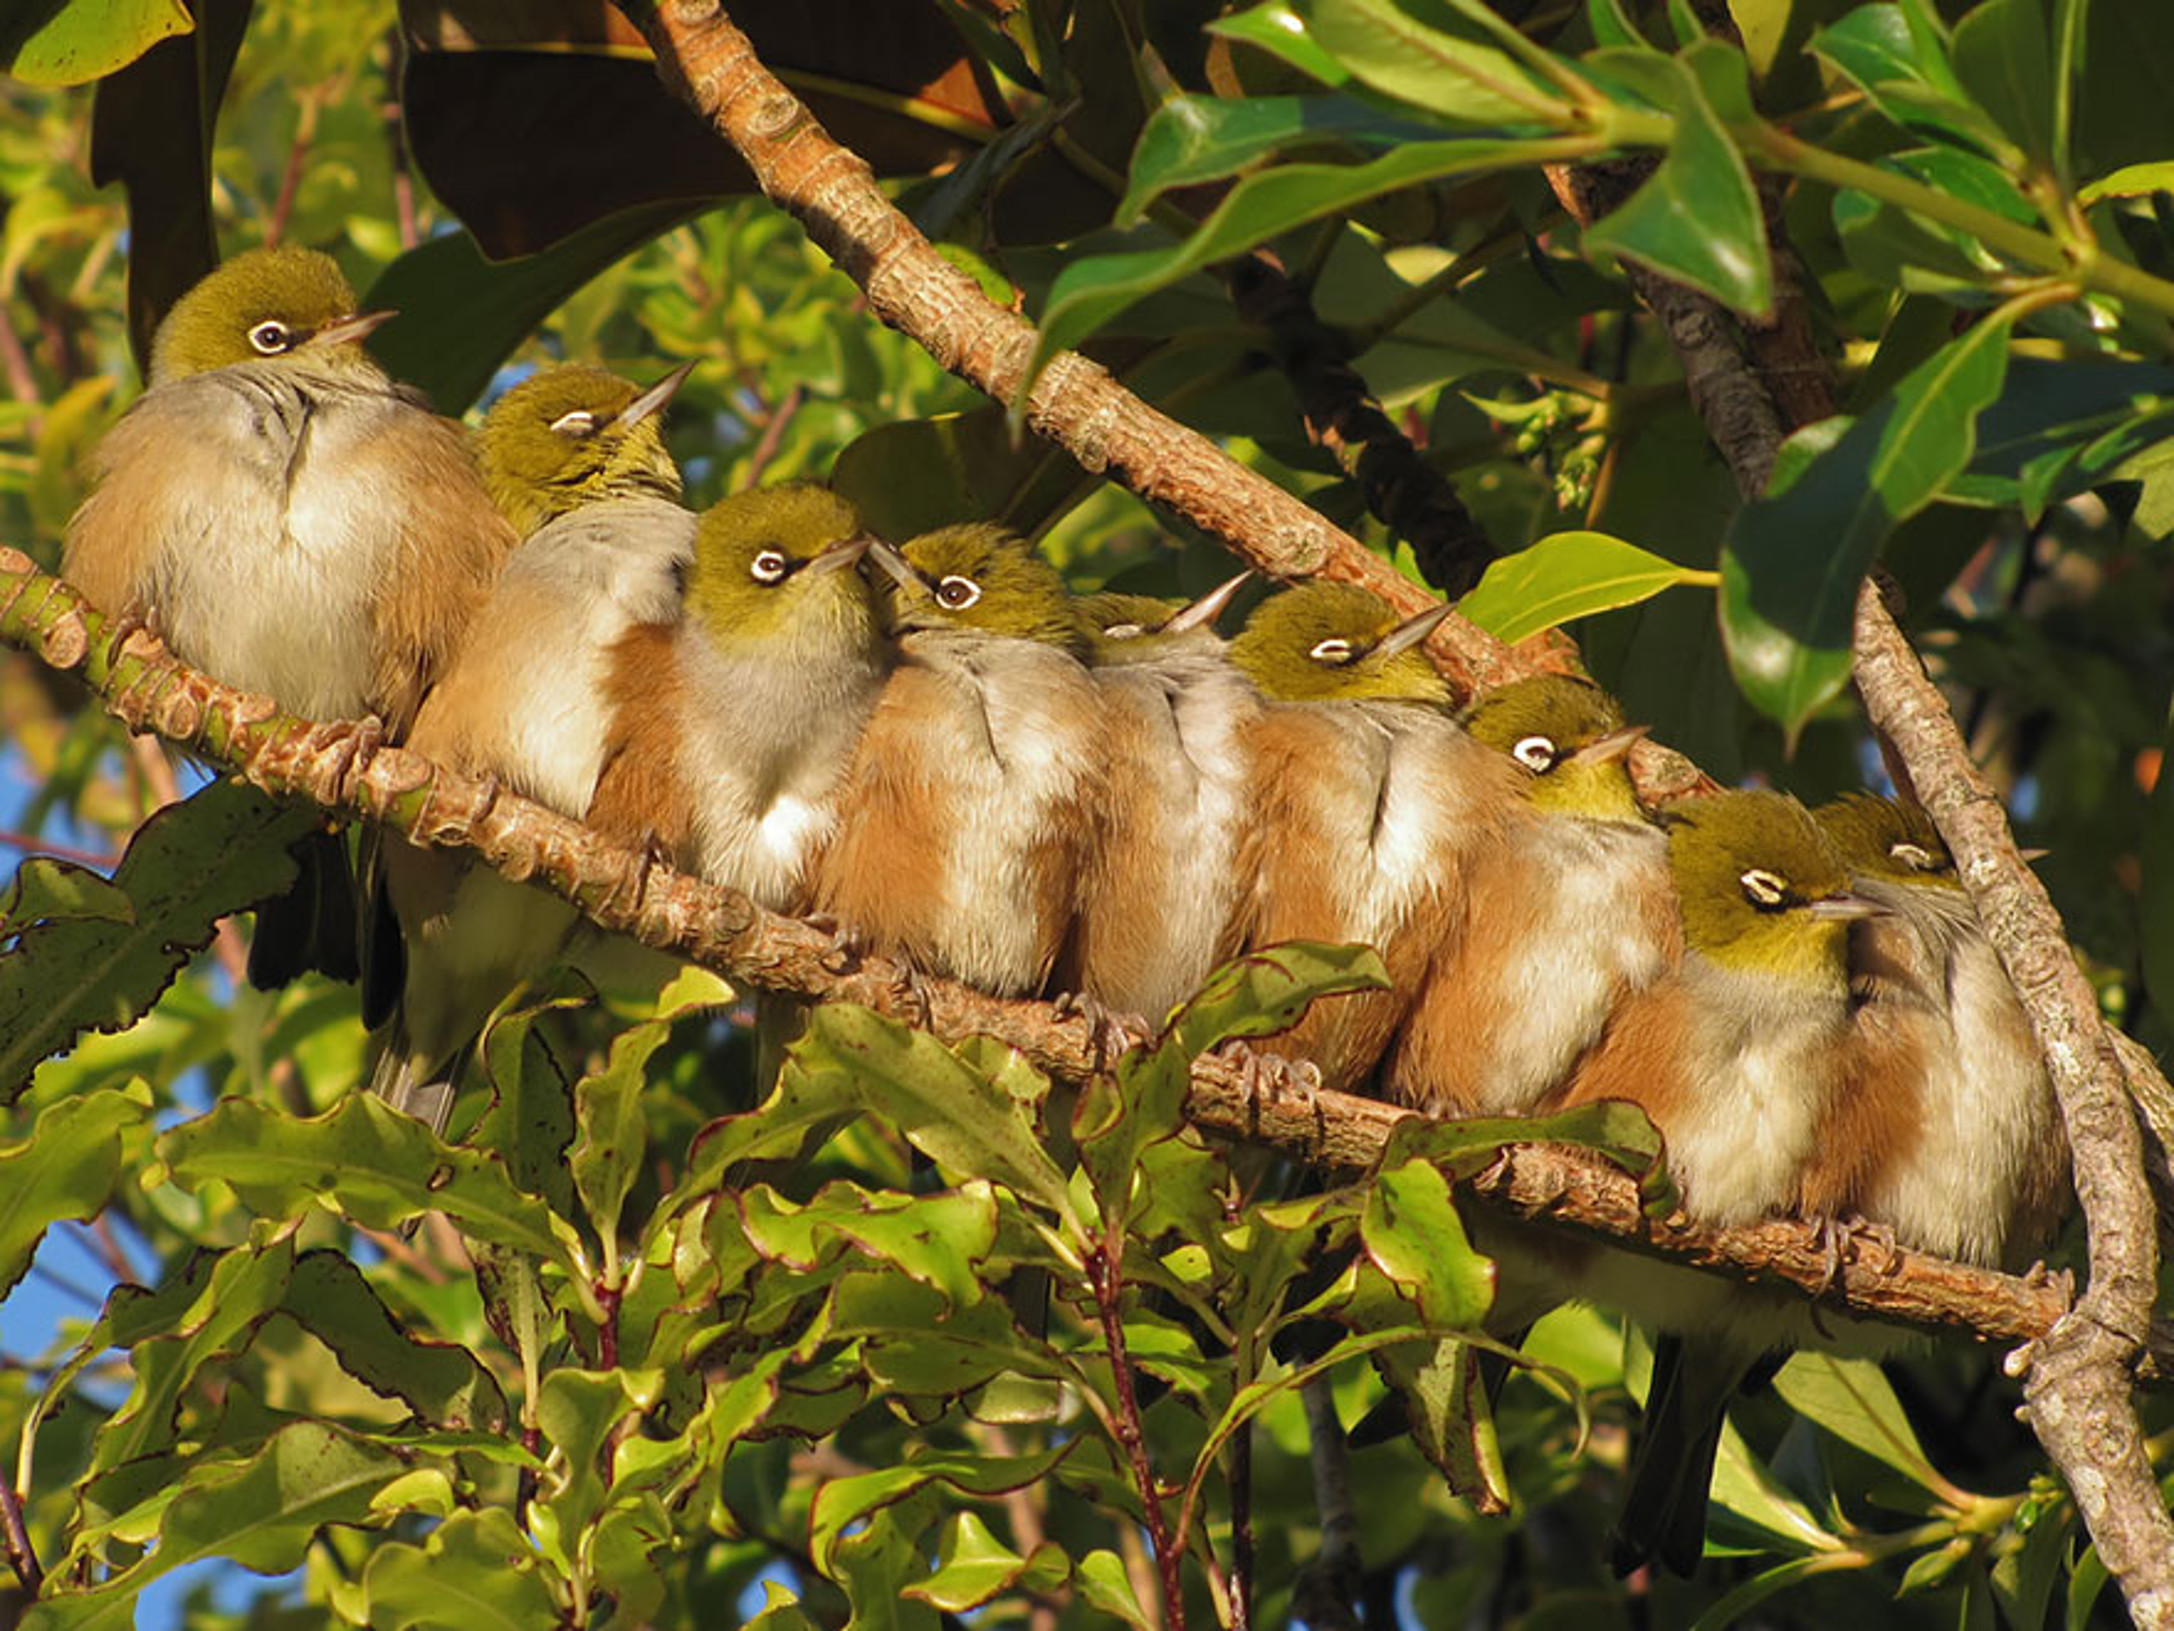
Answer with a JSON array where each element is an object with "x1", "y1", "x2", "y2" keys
[
  {"x1": 804, "y1": 912, "x2": 865, "y2": 976},
  {"x1": 1050, "y1": 989, "x2": 1154, "y2": 1069}
]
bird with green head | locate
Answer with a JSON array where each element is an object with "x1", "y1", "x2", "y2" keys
[{"x1": 477, "y1": 362, "x2": 692, "y2": 536}]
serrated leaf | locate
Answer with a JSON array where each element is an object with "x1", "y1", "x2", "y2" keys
[
  {"x1": 281, "y1": 1249, "x2": 508, "y2": 1432},
  {"x1": 1720, "y1": 309, "x2": 2020, "y2": 740},
  {"x1": 903, "y1": 1511, "x2": 1036, "y2": 1611},
  {"x1": 0, "y1": 779, "x2": 319, "y2": 1104},
  {"x1": 360, "y1": 1506, "x2": 562, "y2": 1631},
  {"x1": 1456, "y1": 529, "x2": 1716, "y2": 642},
  {"x1": 743, "y1": 1180, "x2": 997, "y2": 1309},
  {"x1": 1, "y1": 0, "x2": 191, "y2": 86},
  {"x1": 1172, "y1": 941, "x2": 1389, "y2": 1059},
  {"x1": 1075, "y1": 1548, "x2": 1156, "y2": 1630},
  {"x1": 157, "y1": 1094, "x2": 582, "y2": 1268},
  {"x1": 1360, "y1": 1159, "x2": 1492, "y2": 1329},
  {"x1": 809, "y1": 1444, "x2": 1073, "y2": 1571},
  {"x1": 0, "y1": 1086, "x2": 146, "y2": 1299},
  {"x1": 538, "y1": 1368, "x2": 660, "y2": 1543},
  {"x1": 571, "y1": 1016, "x2": 673, "y2": 1249},
  {"x1": 0, "y1": 857, "x2": 132, "y2": 938}
]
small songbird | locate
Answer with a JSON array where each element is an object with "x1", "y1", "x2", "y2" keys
[
  {"x1": 1808, "y1": 794, "x2": 2068, "y2": 1270},
  {"x1": 1387, "y1": 674, "x2": 1675, "y2": 1116},
  {"x1": 584, "y1": 483, "x2": 886, "y2": 912},
  {"x1": 63, "y1": 245, "x2": 519, "y2": 988},
  {"x1": 369, "y1": 362, "x2": 699, "y2": 1134},
  {"x1": 1225, "y1": 581, "x2": 1519, "y2": 1093},
  {"x1": 1056, "y1": 573, "x2": 1259, "y2": 1027},
  {"x1": 1548, "y1": 790, "x2": 1885, "y2": 1576},
  {"x1": 813, "y1": 524, "x2": 1106, "y2": 997}
]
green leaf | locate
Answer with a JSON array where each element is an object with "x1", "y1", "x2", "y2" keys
[
  {"x1": 281, "y1": 1250, "x2": 509, "y2": 1432},
  {"x1": 1719, "y1": 309, "x2": 2020, "y2": 740},
  {"x1": 1172, "y1": 941, "x2": 1390, "y2": 1059},
  {"x1": 469, "y1": 995, "x2": 580, "y2": 1219},
  {"x1": 27, "y1": 1423, "x2": 409, "y2": 1631},
  {"x1": 1580, "y1": 53, "x2": 1773, "y2": 316},
  {"x1": 2079, "y1": 159, "x2": 2174, "y2": 204},
  {"x1": 1951, "y1": 0, "x2": 2054, "y2": 161},
  {"x1": 1302, "y1": 0, "x2": 1569, "y2": 125},
  {"x1": 0, "y1": 779, "x2": 319, "y2": 1104},
  {"x1": 0, "y1": 857, "x2": 132, "y2": 938},
  {"x1": 1, "y1": 0, "x2": 190, "y2": 86},
  {"x1": 1118, "y1": 94, "x2": 1445, "y2": 222},
  {"x1": 0, "y1": 1086, "x2": 146, "y2": 1299},
  {"x1": 1359, "y1": 1159, "x2": 1493, "y2": 1329},
  {"x1": 903, "y1": 1512, "x2": 1049, "y2": 1612},
  {"x1": 157, "y1": 1094, "x2": 582, "y2": 1269},
  {"x1": 360, "y1": 1507, "x2": 563, "y2": 1631},
  {"x1": 1075, "y1": 1549, "x2": 1157, "y2": 1630},
  {"x1": 1809, "y1": 4, "x2": 2012, "y2": 155},
  {"x1": 1210, "y1": 1, "x2": 1357, "y2": 87},
  {"x1": 742, "y1": 1180, "x2": 998, "y2": 1310},
  {"x1": 809, "y1": 1444, "x2": 1073, "y2": 1572},
  {"x1": 538, "y1": 1368, "x2": 660, "y2": 1543},
  {"x1": 571, "y1": 1016, "x2": 673, "y2": 1251},
  {"x1": 1455, "y1": 529, "x2": 1717, "y2": 642},
  {"x1": 1770, "y1": 1352, "x2": 1943, "y2": 1489}
]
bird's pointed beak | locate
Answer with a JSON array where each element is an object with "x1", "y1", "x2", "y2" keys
[
  {"x1": 1372, "y1": 600, "x2": 1453, "y2": 661},
  {"x1": 806, "y1": 532, "x2": 875, "y2": 577},
  {"x1": 1809, "y1": 891, "x2": 1889, "y2": 923},
  {"x1": 310, "y1": 309, "x2": 398, "y2": 349},
  {"x1": 864, "y1": 537, "x2": 929, "y2": 594},
  {"x1": 615, "y1": 360, "x2": 696, "y2": 431},
  {"x1": 1569, "y1": 723, "x2": 1650, "y2": 767},
  {"x1": 1161, "y1": 570, "x2": 1251, "y2": 636},
  {"x1": 2018, "y1": 846, "x2": 2051, "y2": 865}
]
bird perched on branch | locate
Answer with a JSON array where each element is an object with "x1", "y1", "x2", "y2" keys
[
  {"x1": 369, "y1": 362, "x2": 697, "y2": 1135},
  {"x1": 1057, "y1": 574, "x2": 1259, "y2": 1028},
  {"x1": 1388, "y1": 673, "x2": 1674, "y2": 1116},
  {"x1": 1226, "y1": 581, "x2": 1518, "y2": 1094},
  {"x1": 1808, "y1": 794, "x2": 2068, "y2": 1270},
  {"x1": 814, "y1": 524, "x2": 1107, "y2": 997},
  {"x1": 1548, "y1": 789, "x2": 1885, "y2": 1577},
  {"x1": 63, "y1": 245, "x2": 519, "y2": 990}
]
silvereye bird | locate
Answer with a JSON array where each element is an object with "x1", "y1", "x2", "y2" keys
[
  {"x1": 1550, "y1": 790, "x2": 1885, "y2": 1576},
  {"x1": 1386, "y1": 674, "x2": 1674, "y2": 1116},
  {"x1": 63, "y1": 246, "x2": 519, "y2": 989},
  {"x1": 1225, "y1": 581, "x2": 1517, "y2": 1094},
  {"x1": 813, "y1": 524, "x2": 1106, "y2": 996},
  {"x1": 1807, "y1": 794, "x2": 2069, "y2": 1270},
  {"x1": 584, "y1": 483, "x2": 885, "y2": 910},
  {"x1": 1054, "y1": 573, "x2": 1259, "y2": 1026},
  {"x1": 367, "y1": 363, "x2": 697, "y2": 1134}
]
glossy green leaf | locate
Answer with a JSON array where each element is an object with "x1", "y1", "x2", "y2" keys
[
  {"x1": 1360, "y1": 1159, "x2": 1492, "y2": 1329},
  {"x1": 571, "y1": 1015, "x2": 673, "y2": 1250},
  {"x1": 1951, "y1": 0, "x2": 2054, "y2": 161},
  {"x1": 2, "y1": 0, "x2": 190, "y2": 87},
  {"x1": 1075, "y1": 1549, "x2": 1157, "y2": 1630},
  {"x1": 1210, "y1": 1, "x2": 1357, "y2": 88},
  {"x1": 2079, "y1": 159, "x2": 2174, "y2": 204},
  {"x1": 1359, "y1": 1325, "x2": 1506, "y2": 1502},
  {"x1": 360, "y1": 1507, "x2": 563, "y2": 1631},
  {"x1": 1302, "y1": 0, "x2": 1568, "y2": 125},
  {"x1": 0, "y1": 779, "x2": 318, "y2": 1104},
  {"x1": 1809, "y1": 3, "x2": 2011, "y2": 154},
  {"x1": 157, "y1": 1094, "x2": 582, "y2": 1268},
  {"x1": 0, "y1": 1086, "x2": 145, "y2": 1299},
  {"x1": 469, "y1": 995, "x2": 580, "y2": 1219},
  {"x1": 742, "y1": 1180, "x2": 998, "y2": 1310},
  {"x1": 903, "y1": 1511, "x2": 1045, "y2": 1611},
  {"x1": 1455, "y1": 529, "x2": 1716, "y2": 642},
  {"x1": 538, "y1": 1368, "x2": 659, "y2": 1542},
  {"x1": 1118, "y1": 93, "x2": 1444, "y2": 222},
  {"x1": 1581, "y1": 54, "x2": 1773, "y2": 316},
  {"x1": 1720, "y1": 309, "x2": 2020, "y2": 740},
  {"x1": 809, "y1": 1444, "x2": 1073, "y2": 1571},
  {"x1": 1172, "y1": 940, "x2": 1389, "y2": 1058},
  {"x1": 0, "y1": 856, "x2": 131, "y2": 937},
  {"x1": 281, "y1": 1249, "x2": 508, "y2": 1432},
  {"x1": 1771, "y1": 1352, "x2": 1942, "y2": 1490}
]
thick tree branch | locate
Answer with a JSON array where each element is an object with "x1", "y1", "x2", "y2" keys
[{"x1": 0, "y1": 548, "x2": 2098, "y2": 1364}]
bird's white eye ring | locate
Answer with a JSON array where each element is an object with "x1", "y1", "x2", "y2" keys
[
  {"x1": 1889, "y1": 841, "x2": 1940, "y2": 872},
  {"x1": 936, "y1": 575, "x2": 982, "y2": 610},
  {"x1": 750, "y1": 549, "x2": 790, "y2": 584},
  {"x1": 549, "y1": 409, "x2": 598, "y2": 437},
  {"x1": 1739, "y1": 868, "x2": 1790, "y2": 908},
  {"x1": 247, "y1": 320, "x2": 294, "y2": 355},
  {"x1": 1511, "y1": 734, "x2": 1558, "y2": 772},
  {"x1": 1308, "y1": 637, "x2": 1355, "y2": 664}
]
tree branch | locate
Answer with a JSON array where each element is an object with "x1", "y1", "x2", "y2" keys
[{"x1": 0, "y1": 548, "x2": 2104, "y2": 1368}]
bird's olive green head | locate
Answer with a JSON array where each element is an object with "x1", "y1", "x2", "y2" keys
[
  {"x1": 1227, "y1": 582, "x2": 1452, "y2": 706},
  {"x1": 1461, "y1": 674, "x2": 1649, "y2": 823},
  {"x1": 1664, "y1": 790, "x2": 1877, "y2": 983},
  {"x1": 873, "y1": 524, "x2": 1092, "y2": 654},
  {"x1": 1814, "y1": 793, "x2": 1962, "y2": 895},
  {"x1": 685, "y1": 483, "x2": 881, "y2": 655},
  {"x1": 1080, "y1": 571, "x2": 1247, "y2": 666},
  {"x1": 478, "y1": 363, "x2": 687, "y2": 534},
  {"x1": 149, "y1": 246, "x2": 391, "y2": 386}
]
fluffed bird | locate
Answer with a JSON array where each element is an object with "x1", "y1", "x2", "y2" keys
[
  {"x1": 584, "y1": 482, "x2": 887, "y2": 911},
  {"x1": 1549, "y1": 790, "x2": 1886, "y2": 1577},
  {"x1": 1225, "y1": 581, "x2": 1519, "y2": 1094},
  {"x1": 1056, "y1": 573, "x2": 1259, "y2": 1027},
  {"x1": 63, "y1": 245, "x2": 519, "y2": 988},
  {"x1": 1808, "y1": 793, "x2": 2068, "y2": 1270},
  {"x1": 368, "y1": 362, "x2": 698, "y2": 1135},
  {"x1": 1387, "y1": 673, "x2": 1675, "y2": 1116},
  {"x1": 813, "y1": 523, "x2": 1106, "y2": 997}
]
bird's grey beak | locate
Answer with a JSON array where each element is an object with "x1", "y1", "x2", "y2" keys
[
  {"x1": 1569, "y1": 723, "x2": 1650, "y2": 767},
  {"x1": 2018, "y1": 846, "x2": 2051, "y2": 865},
  {"x1": 310, "y1": 309, "x2": 398, "y2": 349},
  {"x1": 863, "y1": 537, "x2": 929, "y2": 593},
  {"x1": 1809, "y1": 892, "x2": 1889, "y2": 923},
  {"x1": 1161, "y1": 570, "x2": 1251, "y2": 636},
  {"x1": 806, "y1": 533, "x2": 875, "y2": 577},
  {"x1": 614, "y1": 360, "x2": 696, "y2": 432},
  {"x1": 1372, "y1": 600, "x2": 1453, "y2": 661}
]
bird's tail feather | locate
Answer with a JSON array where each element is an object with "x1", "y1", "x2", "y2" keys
[
  {"x1": 1610, "y1": 1333, "x2": 1748, "y2": 1577},
  {"x1": 366, "y1": 1016, "x2": 458, "y2": 1142}
]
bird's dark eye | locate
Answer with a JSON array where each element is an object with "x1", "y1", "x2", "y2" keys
[
  {"x1": 1308, "y1": 637, "x2": 1355, "y2": 664},
  {"x1": 1739, "y1": 868, "x2": 1791, "y2": 909},
  {"x1": 936, "y1": 575, "x2": 982, "y2": 610},
  {"x1": 1511, "y1": 734, "x2": 1558, "y2": 772},
  {"x1": 750, "y1": 549, "x2": 790, "y2": 585},
  {"x1": 247, "y1": 320, "x2": 295, "y2": 355},
  {"x1": 1889, "y1": 841, "x2": 1941, "y2": 873},
  {"x1": 549, "y1": 409, "x2": 599, "y2": 438}
]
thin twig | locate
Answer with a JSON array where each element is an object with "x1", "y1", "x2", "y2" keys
[
  {"x1": 0, "y1": 830, "x2": 121, "y2": 870},
  {"x1": 743, "y1": 382, "x2": 803, "y2": 484},
  {"x1": 1089, "y1": 1235, "x2": 1183, "y2": 1628},
  {"x1": 0, "y1": 1464, "x2": 42, "y2": 1597}
]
